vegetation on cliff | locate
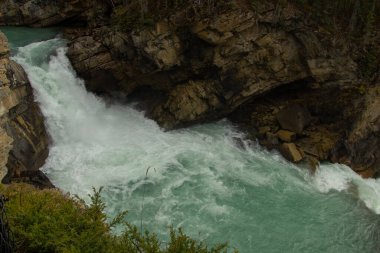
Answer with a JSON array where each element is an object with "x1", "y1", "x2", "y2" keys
[{"x1": 0, "y1": 184, "x2": 234, "y2": 253}]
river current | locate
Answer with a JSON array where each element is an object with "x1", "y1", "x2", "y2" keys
[{"x1": 3, "y1": 27, "x2": 380, "y2": 253}]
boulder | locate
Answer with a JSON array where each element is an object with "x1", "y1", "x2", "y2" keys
[
  {"x1": 276, "y1": 105, "x2": 311, "y2": 134},
  {"x1": 281, "y1": 143, "x2": 303, "y2": 162},
  {"x1": 276, "y1": 130, "x2": 296, "y2": 142}
]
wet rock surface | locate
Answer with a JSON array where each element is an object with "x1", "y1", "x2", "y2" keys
[{"x1": 0, "y1": 32, "x2": 51, "y2": 188}]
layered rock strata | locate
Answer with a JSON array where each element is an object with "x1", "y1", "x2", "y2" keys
[{"x1": 0, "y1": 32, "x2": 51, "y2": 188}]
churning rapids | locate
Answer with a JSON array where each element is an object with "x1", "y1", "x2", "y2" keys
[{"x1": 4, "y1": 28, "x2": 380, "y2": 252}]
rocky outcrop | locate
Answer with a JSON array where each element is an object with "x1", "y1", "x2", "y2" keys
[
  {"x1": 66, "y1": 5, "x2": 357, "y2": 129},
  {"x1": 230, "y1": 79, "x2": 380, "y2": 175},
  {"x1": 0, "y1": 32, "x2": 51, "y2": 188},
  {"x1": 152, "y1": 80, "x2": 224, "y2": 128},
  {"x1": 276, "y1": 105, "x2": 311, "y2": 134},
  {"x1": 331, "y1": 86, "x2": 380, "y2": 177}
]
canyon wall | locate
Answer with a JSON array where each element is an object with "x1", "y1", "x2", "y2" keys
[{"x1": 0, "y1": 32, "x2": 51, "y2": 188}]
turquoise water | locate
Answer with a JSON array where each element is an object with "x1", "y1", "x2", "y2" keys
[
  {"x1": 4, "y1": 28, "x2": 380, "y2": 252},
  {"x1": 1, "y1": 27, "x2": 60, "y2": 53}
]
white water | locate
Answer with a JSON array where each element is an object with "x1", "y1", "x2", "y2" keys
[{"x1": 12, "y1": 38, "x2": 380, "y2": 252}]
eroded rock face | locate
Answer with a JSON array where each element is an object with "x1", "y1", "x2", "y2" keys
[
  {"x1": 193, "y1": 12, "x2": 309, "y2": 109},
  {"x1": 0, "y1": 32, "x2": 50, "y2": 188},
  {"x1": 66, "y1": 6, "x2": 353, "y2": 129},
  {"x1": 151, "y1": 80, "x2": 224, "y2": 128},
  {"x1": 332, "y1": 86, "x2": 380, "y2": 175}
]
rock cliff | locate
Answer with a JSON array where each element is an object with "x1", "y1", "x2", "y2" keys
[
  {"x1": 0, "y1": 32, "x2": 51, "y2": 188},
  {"x1": 64, "y1": 5, "x2": 360, "y2": 127}
]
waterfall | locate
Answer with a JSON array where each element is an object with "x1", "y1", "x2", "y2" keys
[{"x1": 11, "y1": 37, "x2": 380, "y2": 253}]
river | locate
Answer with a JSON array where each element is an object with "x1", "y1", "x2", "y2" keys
[{"x1": 3, "y1": 27, "x2": 380, "y2": 253}]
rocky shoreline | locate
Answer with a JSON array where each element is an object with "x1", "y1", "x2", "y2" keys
[{"x1": 0, "y1": 0, "x2": 378, "y2": 181}]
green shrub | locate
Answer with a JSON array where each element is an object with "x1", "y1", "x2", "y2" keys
[{"x1": 0, "y1": 184, "x2": 235, "y2": 253}]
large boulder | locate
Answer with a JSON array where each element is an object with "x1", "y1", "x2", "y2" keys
[
  {"x1": 281, "y1": 143, "x2": 303, "y2": 162},
  {"x1": 276, "y1": 105, "x2": 312, "y2": 134}
]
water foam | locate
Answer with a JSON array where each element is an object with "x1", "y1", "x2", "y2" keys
[
  {"x1": 12, "y1": 38, "x2": 380, "y2": 253},
  {"x1": 312, "y1": 164, "x2": 380, "y2": 214}
]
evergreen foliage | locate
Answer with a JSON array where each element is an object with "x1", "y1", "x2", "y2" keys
[{"x1": 0, "y1": 184, "x2": 235, "y2": 253}]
